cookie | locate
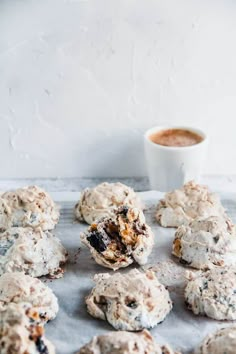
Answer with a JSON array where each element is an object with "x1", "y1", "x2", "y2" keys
[
  {"x1": 1, "y1": 185, "x2": 59, "y2": 230},
  {"x1": 0, "y1": 198, "x2": 11, "y2": 232},
  {"x1": 81, "y1": 206, "x2": 154, "y2": 270},
  {"x1": 185, "y1": 267, "x2": 236, "y2": 320},
  {"x1": 75, "y1": 182, "x2": 142, "y2": 224},
  {"x1": 0, "y1": 227, "x2": 68, "y2": 277},
  {"x1": 86, "y1": 269, "x2": 172, "y2": 330},
  {"x1": 0, "y1": 302, "x2": 55, "y2": 354},
  {"x1": 156, "y1": 181, "x2": 228, "y2": 228},
  {"x1": 173, "y1": 216, "x2": 236, "y2": 269},
  {"x1": 195, "y1": 326, "x2": 236, "y2": 354},
  {"x1": 0, "y1": 272, "x2": 58, "y2": 322},
  {"x1": 77, "y1": 329, "x2": 177, "y2": 354}
]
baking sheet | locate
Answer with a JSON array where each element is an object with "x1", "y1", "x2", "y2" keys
[{"x1": 44, "y1": 191, "x2": 236, "y2": 354}]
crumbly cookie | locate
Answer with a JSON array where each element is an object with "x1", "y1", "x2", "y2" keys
[
  {"x1": 86, "y1": 269, "x2": 172, "y2": 330},
  {"x1": 0, "y1": 227, "x2": 68, "y2": 277},
  {"x1": 1, "y1": 185, "x2": 59, "y2": 230},
  {"x1": 195, "y1": 326, "x2": 236, "y2": 354},
  {"x1": 173, "y1": 216, "x2": 236, "y2": 269},
  {"x1": 77, "y1": 329, "x2": 177, "y2": 354},
  {"x1": 185, "y1": 267, "x2": 236, "y2": 320},
  {"x1": 81, "y1": 206, "x2": 154, "y2": 270},
  {"x1": 156, "y1": 181, "x2": 228, "y2": 228},
  {"x1": 0, "y1": 272, "x2": 58, "y2": 322},
  {"x1": 75, "y1": 182, "x2": 142, "y2": 224},
  {"x1": 0, "y1": 198, "x2": 12, "y2": 232},
  {"x1": 0, "y1": 302, "x2": 55, "y2": 354}
]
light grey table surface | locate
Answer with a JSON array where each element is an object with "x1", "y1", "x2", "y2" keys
[{"x1": 0, "y1": 175, "x2": 236, "y2": 192}]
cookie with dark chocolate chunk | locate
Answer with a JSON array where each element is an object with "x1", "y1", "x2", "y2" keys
[{"x1": 81, "y1": 206, "x2": 154, "y2": 270}]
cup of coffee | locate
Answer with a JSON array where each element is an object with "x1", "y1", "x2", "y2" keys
[{"x1": 144, "y1": 126, "x2": 208, "y2": 191}]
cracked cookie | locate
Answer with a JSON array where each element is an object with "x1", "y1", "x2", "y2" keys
[{"x1": 81, "y1": 206, "x2": 154, "y2": 270}]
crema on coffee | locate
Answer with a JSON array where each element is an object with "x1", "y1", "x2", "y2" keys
[{"x1": 149, "y1": 128, "x2": 203, "y2": 147}]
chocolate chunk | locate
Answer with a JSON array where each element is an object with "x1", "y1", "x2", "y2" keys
[
  {"x1": 87, "y1": 231, "x2": 108, "y2": 253},
  {"x1": 119, "y1": 205, "x2": 129, "y2": 217},
  {"x1": 35, "y1": 337, "x2": 49, "y2": 354},
  {"x1": 126, "y1": 301, "x2": 138, "y2": 309},
  {"x1": 179, "y1": 258, "x2": 191, "y2": 265}
]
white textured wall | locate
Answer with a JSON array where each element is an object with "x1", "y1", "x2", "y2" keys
[{"x1": 0, "y1": 0, "x2": 236, "y2": 178}]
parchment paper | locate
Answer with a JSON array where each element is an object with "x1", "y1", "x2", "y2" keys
[{"x1": 44, "y1": 191, "x2": 236, "y2": 354}]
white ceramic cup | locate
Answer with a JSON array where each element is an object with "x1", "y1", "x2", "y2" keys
[{"x1": 144, "y1": 126, "x2": 208, "y2": 192}]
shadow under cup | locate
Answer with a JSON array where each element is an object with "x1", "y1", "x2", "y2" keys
[{"x1": 144, "y1": 126, "x2": 208, "y2": 192}]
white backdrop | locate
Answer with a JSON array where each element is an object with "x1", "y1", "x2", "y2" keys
[{"x1": 0, "y1": 0, "x2": 236, "y2": 178}]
